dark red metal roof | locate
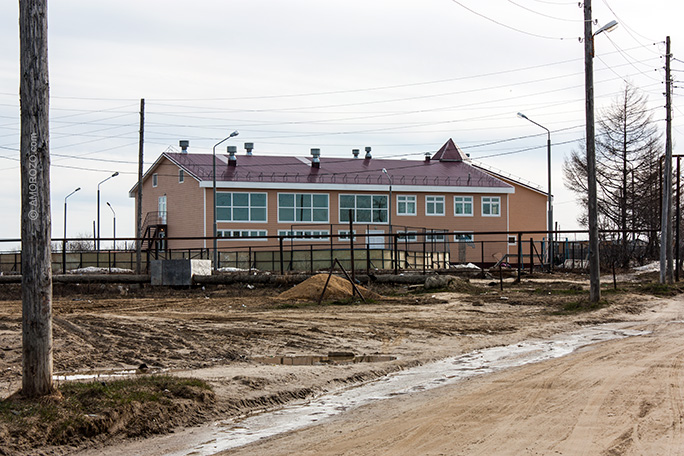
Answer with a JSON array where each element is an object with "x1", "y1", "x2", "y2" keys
[{"x1": 165, "y1": 150, "x2": 511, "y2": 189}]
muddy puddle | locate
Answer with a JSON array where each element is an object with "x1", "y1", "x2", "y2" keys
[
  {"x1": 53, "y1": 365, "x2": 164, "y2": 382},
  {"x1": 253, "y1": 353, "x2": 396, "y2": 366},
  {"x1": 159, "y1": 323, "x2": 648, "y2": 456}
]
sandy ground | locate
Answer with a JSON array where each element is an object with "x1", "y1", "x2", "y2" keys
[
  {"x1": 0, "y1": 275, "x2": 678, "y2": 454},
  {"x1": 222, "y1": 295, "x2": 684, "y2": 456}
]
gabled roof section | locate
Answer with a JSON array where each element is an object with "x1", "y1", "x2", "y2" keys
[{"x1": 432, "y1": 138, "x2": 469, "y2": 162}]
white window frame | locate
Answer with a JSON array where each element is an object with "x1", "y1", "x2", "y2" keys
[
  {"x1": 396, "y1": 195, "x2": 417, "y2": 216},
  {"x1": 426, "y1": 233, "x2": 447, "y2": 242},
  {"x1": 278, "y1": 230, "x2": 330, "y2": 241},
  {"x1": 339, "y1": 194, "x2": 389, "y2": 224},
  {"x1": 152, "y1": 173, "x2": 158, "y2": 188},
  {"x1": 217, "y1": 229, "x2": 268, "y2": 241},
  {"x1": 178, "y1": 169, "x2": 184, "y2": 183},
  {"x1": 508, "y1": 235, "x2": 517, "y2": 246},
  {"x1": 216, "y1": 192, "x2": 267, "y2": 223},
  {"x1": 277, "y1": 193, "x2": 329, "y2": 223},
  {"x1": 338, "y1": 230, "x2": 356, "y2": 241},
  {"x1": 481, "y1": 196, "x2": 501, "y2": 217},
  {"x1": 425, "y1": 195, "x2": 445, "y2": 216},
  {"x1": 397, "y1": 231, "x2": 418, "y2": 242},
  {"x1": 454, "y1": 232, "x2": 474, "y2": 243},
  {"x1": 454, "y1": 196, "x2": 473, "y2": 216}
]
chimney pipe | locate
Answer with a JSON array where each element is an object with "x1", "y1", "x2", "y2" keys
[
  {"x1": 424, "y1": 152, "x2": 431, "y2": 162},
  {"x1": 244, "y1": 142, "x2": 254, "y2": 156},
  {"x1": 227, "y1": 145, "x2": 237, "y2": 167},
  {"x1": 352, "y1": 149, "x2": 360, "y2": 159},
  {"x1": 364, "y1": 146, "x2": 372, "y2": 159},
  {"x1": 311, "y1": 148, "x2": 321, "y2": 168},
  {"x1": 179, "y1": 140, "x2": 189, "y2": 154}
]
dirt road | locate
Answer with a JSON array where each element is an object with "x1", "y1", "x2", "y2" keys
[
  {"x1": 0, "y1": 276, "x2": 678, "y2": 455},
  {"x1": 222, "y1": 296, "x2": 684, "y2": 456}
]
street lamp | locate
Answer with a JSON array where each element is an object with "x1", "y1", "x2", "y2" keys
[
  {"x1": 63, "y1": 187, "x2": 81, "y2": 273},
  {"x1": 97, "y1": 171, "x2": 119, "y2": 251},
  {"x1": 213, "y1": 131, "x2": 239, "y2": 271},
  {"x1": 106, "y1": 202, "x2": 116, "y2": 251},
  {"x1": 517, "y1": 112, "x2": 553, "y2": 269},
  {"x1": 584, "y1": 0, "x2": 618, "y2": 302}
]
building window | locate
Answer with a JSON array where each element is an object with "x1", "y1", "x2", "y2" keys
[
  {"x1": 397, "y1": 231, "x2": 417, "y2": 242},
  {"x1": 178, "y1": 169, "x2": 184, "y2": 183},
  {"x1": 338, "y1": 230, "x2": 356, "y2": 241},
  {"x1": 426, "y1": 195, "x2": 445, "y2": 216},
  {"x1": 482, "y1": 196, "x2": 501, "y2": 217},
  {"x1": 152, "y1": 173, "x2": 158, "y2": 188},
  {"x1": 278, "y1": 193, "x2": 329, "y2": 223},
  {"x1": 426, "y1": 233, "x2": 446, "y2": 242},
  {"x1": 339, "y1": 194, "x2": 388, "y2": 223},
  {"x1": 455, "y1": 233, "x2": 474, "y2": 243},
  {"x1": 508, "y1": 235, "x2": 517, "y2": 245},
  {"x1": 218, "y1": 229, "x2": 267, "y2": 240},
  {"x1": 217, "y1": 192, "x2": 267, "y2": 222},
  {"x1": 278, "y1": 230, "x2": 329, "y2": 241},
  {"x1": 454, "y1": 196, "x2": 473, "y2": 216},
  {"x1": 397, "y1": 195, "x2": 416, "y2": 216}
]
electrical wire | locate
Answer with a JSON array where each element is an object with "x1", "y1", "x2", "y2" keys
[{"x1": 449, "y1": 0, "x2": 576, "y2": 40}]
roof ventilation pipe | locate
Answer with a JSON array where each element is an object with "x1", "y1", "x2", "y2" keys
[
  {"x1": 364, "y1": 146, "x2": 372, "y2": 159},
  {"x1": 179, "y1": 140, "x2": 189, "y2": 154},
  {"x1": 244, "y1": 142, "x2": 254, "y2": 156},
  {"x1": 424, "y1": 152, "x2": 431, "y2": 162},
  {"x1": 352, "y1": 149, "x2": 360, "y2": 159},
  {"x1": 227, "y1": 145, "x2": 238, "y2": 167},
  {"x1": 311, "y1": 148, "x2": 321, "y2": 168}
]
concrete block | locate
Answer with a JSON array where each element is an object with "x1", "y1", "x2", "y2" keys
[{"x1": 150, "y1": 259, "x2": 212, "y2": 286}]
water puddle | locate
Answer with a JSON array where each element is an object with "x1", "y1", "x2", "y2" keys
[
  {"x1": 253, "y1": 353, "x2": 396, "y2": 366},
  {"x1": 53, "y1": 365, "x2": 164, "y2": 382},
  {"x1": 169, "y1": 324, "x2": 649, "y2": 456}
]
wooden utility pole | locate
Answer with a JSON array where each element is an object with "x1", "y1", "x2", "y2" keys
[
  {"x1": 584, "y1": 0, "x2": 601, "y2": 303},
  {"x1": 661, "y1": 37, "x2": 674, "y2": 283},
  {"x1": 19, "y1": 0, "x2": 55, "y2": 397},
  {"x1": 135, "y1": 99, "x2": 145, "y2": 274}
]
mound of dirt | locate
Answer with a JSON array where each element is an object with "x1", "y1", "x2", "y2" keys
[
  {"x1": 424, "y1": 275, "x2": 478, "y2": 293},
  {"x1": 278, "y1": 274, "x2": 381, "y2": 302}
]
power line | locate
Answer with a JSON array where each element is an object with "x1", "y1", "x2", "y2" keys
[
  {"x1": 449, "y1": 0, "x2": 576, "y2": 40},
  {"x1": 505, "y1": 0, "x2": 580, "y2": 22}
]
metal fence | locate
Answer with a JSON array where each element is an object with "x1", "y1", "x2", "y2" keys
[{"x1": 0, "y1": 229, "x2": 669, "y2": 277}]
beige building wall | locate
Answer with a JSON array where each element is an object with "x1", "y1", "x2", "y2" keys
[{"x1": 135, "y1": 156, "x2": 546, "y2": 266}]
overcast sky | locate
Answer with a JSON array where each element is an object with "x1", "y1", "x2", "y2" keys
[{"x1": 0, "y1": 0, "x2": 682, "y2": 248}]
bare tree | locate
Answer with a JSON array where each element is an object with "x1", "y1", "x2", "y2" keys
[
  {"x1": 20, "y1": 0, "x2": 55, "y2": 397},
  {"x1": 564, "y1": 84, "x2": 662, "y2": 265}
]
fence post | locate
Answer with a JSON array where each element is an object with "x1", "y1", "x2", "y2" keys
[
  {"x1": 529, "y1": 238, "x2": 534, "y2": 273},
  {"x1": 279, "y1": 235, "x2": 284, "y2": 275},
  {"x1": 349, "y1": 217, "x2": 355, "y2": 283},
  {"x1": 517, "y1": 232, "x2": 523, "y2": 280},
  {"x1": 481, "y1": 241, "x2": 485, "y2": 267},
  {"x1": 393, "y1": 234, "x2": 399, "y2": 275},
  {"x1": 309, "y1": 246, "x2": 314, "y2": 275},
  {"x1": 366, "y1": 238, "x2": 370, "y2": 276}
]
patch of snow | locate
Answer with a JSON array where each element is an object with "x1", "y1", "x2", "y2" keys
[
  {"x1": 217, "y1": 267, "x2": 251, "y2": 272},
  {"x1": 634, "y1": 262, "x2": 659, "y2": 273},
  {"x1": 451, "y1": 262, "x2": 481, "y2": 270},
  {"x1": 68, "y1": 267, "x2": 133, "y2": 274}
]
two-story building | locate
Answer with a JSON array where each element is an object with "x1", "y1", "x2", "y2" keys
[{"x1": 129, "y1": 139, "x2": 547, "y2": 266}]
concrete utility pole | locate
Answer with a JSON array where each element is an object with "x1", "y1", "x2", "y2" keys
[
  {"x1": 136, "y1": 99, "x2": 145, "y2": 274},
  {"x1": 19, "y1": 0, "x2": 55, "y2": 397},
  {"x1": 660, "y1": 36, "x2": 674, "y2": 283},
  {"x1": 584, "y1": 0, "x2": 601, "y2": 303}
]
